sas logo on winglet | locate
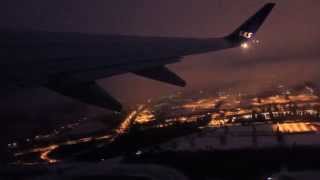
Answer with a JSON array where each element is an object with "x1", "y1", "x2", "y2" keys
[{"x1": 239, "y1": 31, "x2": 253, "y2": 39}]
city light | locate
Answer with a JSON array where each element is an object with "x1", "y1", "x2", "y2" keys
[
  {"x1": 135, "y1": 108, "x2": 155, "y2": 124},
  {"x1": 13, "y1": 86, "x2": 320, "y2": 165},
  {"x1": 241, "y1": 42, "x2": 249, "y2": 49},
  {"x1": 273, "y1": 122, "x2": 319, "y2": 133}
]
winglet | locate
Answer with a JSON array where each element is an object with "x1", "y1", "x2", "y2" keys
[{"x1": 226, "y1": 3, "x2": 275, "y2": 43}]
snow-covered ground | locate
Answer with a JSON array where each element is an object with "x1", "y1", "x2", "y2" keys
[{"x1": 159, "y1": 124, "x2": 320, "y2": 151}]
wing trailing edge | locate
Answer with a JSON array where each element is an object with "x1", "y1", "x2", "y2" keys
[
  {"x1": 46, "y1": 82, "x2": 122, "y2": 112},
  {"x1": 133, "y1": 66, "x2": 186, "y2": 87}
]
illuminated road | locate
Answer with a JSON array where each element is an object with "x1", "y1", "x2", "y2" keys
[
  {"x1": 14, "y1": 106, "x2": 143, "y2": 164},
  {"x1": 40, "y1": 145, "x2": 60, "y2": 164}
]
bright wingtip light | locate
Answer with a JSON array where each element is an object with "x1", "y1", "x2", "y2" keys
[{"x1": 241, "y1": 42, "x2": 249, "y2": 49}]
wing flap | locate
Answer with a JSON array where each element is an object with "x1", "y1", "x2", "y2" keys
[
  {"x1": 46, "y1": 82, "x2": 122, "y2": 111},
  {"x1": 133, "y1": 66, "x2": 186, "y2": 87}
]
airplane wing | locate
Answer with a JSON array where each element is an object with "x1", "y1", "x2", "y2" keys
[
  {"x1": 226, "y1": 3, "x2": 275, "y2": 43},
  {"x1": 2, "y1": 3, "x2": 275, "y2": 111},
  {"x1": 47, "y1": 81, "x2": 123, "y2": 111},
  {"x1": 133, "y1": 66, "x2": 186, "y2": 87}
]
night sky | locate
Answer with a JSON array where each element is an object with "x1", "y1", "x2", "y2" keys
[{"x1": 0, "y1": 0, "x2": 320, "y2": 146}]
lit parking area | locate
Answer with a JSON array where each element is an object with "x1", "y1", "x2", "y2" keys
[{"x1": 273, "y1": 122, "x2": 320, "y2": 133}]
